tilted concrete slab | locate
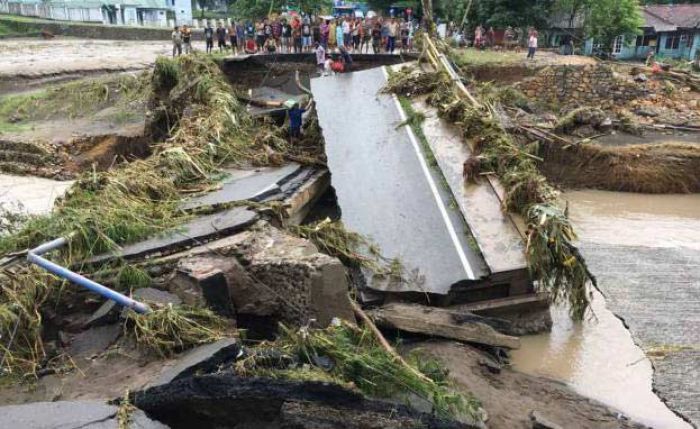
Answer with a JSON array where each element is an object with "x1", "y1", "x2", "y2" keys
[
  {"x1": 411, "y1": 98, "x2": 528, "y2": 275},
  {"x1": 311, "y1": 67, "x2": 488, "y2": 297},
  {"x1": 88, "y1": 207, "x2": 257, "y2": 264},
  {"x1": 180, "y1": 164, "x2": 303, "y2": 210}
]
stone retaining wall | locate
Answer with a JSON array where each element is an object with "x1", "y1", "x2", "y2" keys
[
  {"x1": 0, "y1": 15, "x2": 182, "y2": 40},
  {"x1": 515, "y1": 64, "x2": 648, "y2": 109}
]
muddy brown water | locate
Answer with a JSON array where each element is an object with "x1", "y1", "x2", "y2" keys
[{"x1": 512, "y1": 190, "x2": 699, "y2": 429}]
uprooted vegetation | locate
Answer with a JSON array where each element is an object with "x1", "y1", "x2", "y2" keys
[
  {"x1": 0, "y1": 54, "x2": 319, "y2": 375},
  {"x1": 0, "y1": 54, "x2": 481, "y2": 427}
]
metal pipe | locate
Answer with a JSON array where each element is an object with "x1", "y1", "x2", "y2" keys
[{"x1": 27, "y1": 238, "x2": 151, "y2": 314}]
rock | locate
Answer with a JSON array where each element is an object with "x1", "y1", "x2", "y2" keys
[
  {"x1": 368, "y1": 303, "x2": 521, "y2": 349},
  {"x1": 67, "y1": 324, "x2": 122, "y2": 358},
  {"x1": 172, "y1": 256, "x2": 250, "y2": 318},
  {"x1": 83, "y1": 300, "x2": 122, "y2": 329},
  {"x1": 0, "y1": 400, "x2": 168, "y2": 429},
  {"x1": 634, "y1": 73, "x2": 648, "y2": 82},
  {"x1": 634, "y1": 107, "x2": 659, "y2": 118},
  {"x1": 599, "y1": 117, "x2": 613, "y2": 130},
  {"x1": 530, "y1": 410, "x2": 563, "y2": 429},
  {"x1": 133, "y1": 287, "x2": 182, "y2": 306},
  {"x1": 152, "y1": 338, "x2": 240, "y2": 387}
]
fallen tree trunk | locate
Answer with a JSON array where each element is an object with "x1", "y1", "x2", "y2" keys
[{"x1": 368, "y1": 303, "x2": 521, "y2": 349}]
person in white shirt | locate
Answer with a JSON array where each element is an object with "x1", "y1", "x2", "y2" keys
[{"x1": 527, "y1": 29, "x2": 538, "y2": 60}]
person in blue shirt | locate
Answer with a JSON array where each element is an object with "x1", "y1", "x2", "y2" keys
[{"x1": 287, "y1": 101, "x2": 305, "y2": 141}]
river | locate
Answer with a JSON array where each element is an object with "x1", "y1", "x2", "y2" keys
[{"x1": 511, "y1": 190, "x2": 700, "y2": 429}]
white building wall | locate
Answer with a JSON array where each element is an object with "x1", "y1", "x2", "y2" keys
[
  {"x1": 169, "y1": 0, "x2": 192, "y2": 25},
  {"x1": 123, "y1": 6, "x2": 137, "y2": 25}
]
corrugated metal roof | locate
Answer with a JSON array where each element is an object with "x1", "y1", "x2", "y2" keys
[{"x1": 643, "y1": 4, "x2": 700, "y2": 30}]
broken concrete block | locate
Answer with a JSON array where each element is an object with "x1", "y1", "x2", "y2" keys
[
  {"x1": 152, "y1": 338, "x2": 240, "y2": 388},
  {"x1": 0, "y1": 400, "x2": 168, "y2": 428},
  {"x1": 368, "y1": 303, "x2": 520, "y2": 349},
  {"x1": 170, "y1": 222, "x2": 354, "y2": 329},
  {"x1": 67, "y1": 324, "x2": 122, "y2": 358},
  {"x1": 172, "y1": 256, "x2": 241, "y2": 318}
]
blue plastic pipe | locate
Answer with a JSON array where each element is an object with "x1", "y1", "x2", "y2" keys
[{"x1": 27, "y1": 237, "x2": 151, "y2": 314}]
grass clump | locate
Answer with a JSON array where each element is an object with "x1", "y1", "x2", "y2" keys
[
  {"x1": 124, "y1": 305, "x2": 231, "y2": 358},
  {"x1": 289, "y1": 218, "x2": 401, "y2": 277},
  {"x1": 238, "y1": 323, "x2": 481, "y2": 421}
]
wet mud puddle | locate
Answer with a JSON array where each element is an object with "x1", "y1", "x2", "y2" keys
[{"x1": 511, "y1": 190, "x2": 700, "y2": 429}]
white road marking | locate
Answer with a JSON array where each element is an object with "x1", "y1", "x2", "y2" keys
[{"x1": 381, "y1": 66, "x2": 475, "y2": 280}]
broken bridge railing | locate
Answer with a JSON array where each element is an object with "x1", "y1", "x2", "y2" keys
[{"x1": 26, "y1": 234, "x2": 151, "y2": 314}]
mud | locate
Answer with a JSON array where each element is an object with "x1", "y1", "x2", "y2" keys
[{"x1": 412, "y1": 340, "x2": 647, "y2": 429}]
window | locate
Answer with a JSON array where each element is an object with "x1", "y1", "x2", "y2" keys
[
  {"x1": 613, "y1": 36, "x2": 623, "y2": 54},
  {"x1": 665, "y1": 33, "x2": 680, "y2": 50},
  {"x1": 636, "y1": 35, "x2": 656, "y2": 47}
]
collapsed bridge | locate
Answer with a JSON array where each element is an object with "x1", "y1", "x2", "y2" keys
[{"x1": 312, "y1": 66, "x2": 537, "y2": 308}]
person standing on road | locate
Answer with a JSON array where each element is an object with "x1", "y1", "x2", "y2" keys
[
  {"x1": 272, "y1": 17, "x2": 282, "y2": 50},
  {"x1": 204, "y1": 23, "x2": 214, "y2": 53},
  {"x1": 236, "y1": 21, "x2": 245, "y2": 52},
  {"x1": 335, "y1": 19, "x2": 344, "y2": 52},
  {"x1": 387, "y1": 18, "x2": 399, "y2": 54},
  {"x1": 527, "y1": 29, "x2": 538, "y2": 60},
  {"x1": 255, "y1": 20, "x2": 265, "y2": 52},
  {"x1": 342, "y1": 16, "x2": 352, "y2": 49},
  {"x1": 181, "y1": 25, "x2": 192, "y2": 54},
  {"x1": 329, "y1": 19, "x2": 337, "y2": 50},
  {"x1": 216, "y1": 22, "x2": 227, "y2": 52},
  {"x1": 315, "y1": 42, "x2": 325, "y2": 74},
  {"x1": 302, "y1": 18, "x2": 312, "y2": 52},
  {"x1": 263, "y1": 18, "x2": 273, "y2": 45},
  {"x1": 171, "y1": 26, "x2": 182, "y2": 57},
  {"x1": 292, "y1": 23, "x2": 303, "y2": 53},
  {"x1": 320, "y1": 19, "x2": 329, "y2": 49},
  {"x1": 228, "y1": 22, "x2": 238, "y2": 55},
  {"x1": 281, "y1": 19, "x2": 292, "y2": 53},
  {"x1": 371, "y1": 21, "x2": 382, "y2": 54}
]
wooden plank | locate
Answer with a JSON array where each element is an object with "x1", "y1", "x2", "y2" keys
[
  {"x1": 450, "y1": 292, "x2": 550, "y2": 314},
  {"x1": 368, "y1": 303, "x2": 521, "y2": 349}
]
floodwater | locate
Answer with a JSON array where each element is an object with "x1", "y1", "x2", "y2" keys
[
  {"x1": 511, "y1": 190, "x2": 700, "y2": 429},
  {"x1": 0, "y1": 173, "x2": 72, "y2": 216}
]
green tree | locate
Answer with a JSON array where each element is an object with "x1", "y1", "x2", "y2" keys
[
  {"x1": 583, "y1": 0, "x2": 642, "y2": 54},
  {"x1": 230, "y1": 0, "x2": 331, "y2": 19},
  {"x1": 469, "y1": 0, "x2": 555, "y2": 29}
]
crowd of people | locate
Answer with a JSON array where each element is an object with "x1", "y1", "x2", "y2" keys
[{"x1": 171, "y1": 14, "x2": 418, "y2": 58}]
